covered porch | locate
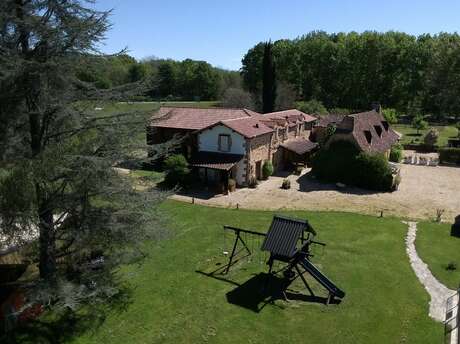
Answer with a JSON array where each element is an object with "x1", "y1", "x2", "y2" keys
[
  {"x1": 279, "y1": 138, "x2": 318, "y2": 170},
  {"x1": 189, "y1": 151, "x2": 244, "y2": 193}
]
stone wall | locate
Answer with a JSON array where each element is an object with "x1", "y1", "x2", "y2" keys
[{"x1": 246, "y1": 133, "x2": 272, "y2": 182}]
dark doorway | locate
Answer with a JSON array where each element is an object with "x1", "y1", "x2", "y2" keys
[{"x1": 255, "y1": 161, "x2": 262, "y2": 180}]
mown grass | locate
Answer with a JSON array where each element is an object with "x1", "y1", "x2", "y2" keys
[
  {"x1": 84, "y1": 100, "x2": 220, "y2": 116},
  {"x1": 416, "y1": 221, "x2": 460, "y2": 290},
  {"x1": 393, "y1": 124, "x2": 458, "y2": 147},
  {"x1": 14, "y1": 201, "x2": 437, "y2": 344}
]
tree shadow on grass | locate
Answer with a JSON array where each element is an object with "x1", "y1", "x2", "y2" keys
[{"x1": 2, "y1": 285, "x2": 133, "y2": 344}]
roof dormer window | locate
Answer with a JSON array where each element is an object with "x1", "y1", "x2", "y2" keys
[
  {"x1": 364, "y1": 130, "x2": 372, "y2": 144},
  {"x1": 374, "y1": 125, "x2": 383, "y2": 137},
  {"x1": 381, "y1": 121, "x2": 389, "y2": 131}
]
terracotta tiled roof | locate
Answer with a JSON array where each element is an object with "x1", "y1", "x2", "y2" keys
[
  {"x1": 149, "y1": 107, "x2": 260, "y2": 130},
  {"x1": 280, "y1": 138, "x2": 318, "y2": 155},
  {"x1": 149, "y1": 107, "x2": 316, "y2": 133},
  {"x1": 189, "y1": 151, "x2": 244, "y2": 171},
  {"x1": 220, "y1": 117, "x2": 274, "y2": 138},
  {"x1": 336, "y1": 110, "x2": 399, "y2": 153},
  {"x1": 264, "y1": 109, "x2": 317, "y2": 124},
  {"x1": 317, "y1": 114, "x2": 345, "y2": 127}
]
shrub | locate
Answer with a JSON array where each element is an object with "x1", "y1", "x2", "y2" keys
[
  {"x1": 439, "y1": 147, "x2": 460, "y2": 165},
  {"x1": 424, "y1": 128, "x2": 439, "y2": 147},
  {"x1": 281, "y1": 179, "x2": 291, "y2": 189},
  {"x1": 262, "y1": 161, "x2": 274, "y2": 179},
  {"x1": 389, "y1": 143, "x2": 403, "y2": 163},
  {"x1": 328, "y1": 107, "x2": 352, "y2": 115},
  {"x1": 298, "y1": 99, "x2": 328, "y2": 116},
  {"x1": 411, "y1": 115, "x2": 428, "y2": 134},
  {"x1": 163, "y1": 154, "x2": 190, "y2": 187},
  {"x1": 311, "y1": 141, "x2": 360, "y2": 183},
  {"x1": 221, "y1": 88, "x2": 255, "y2": 110},
  {"x1": 353, "y1": 153, "x2": 394, "y2": 191},
  {"x1": 311, "y1": 140, "x2": 394, "y2": 191},
  {"x1": 446, "y1": 262, "x2": 457, "y2": 271},
  {"x1": 435, "y1": 209, "x2": 445, "y2": 223},
  {"x1": 382, "y1": 108, "x2": 399, "y2": 124}
]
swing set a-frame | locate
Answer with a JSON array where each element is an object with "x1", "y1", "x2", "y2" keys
[{"x1": 220, "y1": 215, "x2": 345, "y2": 305}]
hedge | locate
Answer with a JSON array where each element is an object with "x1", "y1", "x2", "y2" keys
[
  {"x1": 439, "y1": 147, "x2": 460, "y2": 165},
  {"x1": 311, "y1": 140, "x2": 394, "y2": 191}
]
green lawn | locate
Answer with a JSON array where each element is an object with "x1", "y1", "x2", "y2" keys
[
  {"x1": 416, "y1": 221, "x2": 460, "y2": 290},
  {"x1": 73, "y1": 100, "x2": 220, "y2": 152},
  {"x1": 392, "y1": 124, "x2": 458, "y2": 147},
  {"x1": 84, "y1": 100, "x2": 220, "y2": 115},
  {"x1": 24, "y1": 201, "x2": 438, "y2": 344}
]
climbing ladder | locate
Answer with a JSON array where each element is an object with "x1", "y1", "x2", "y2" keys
[{"x1": 445, "y1": 288, "x2": 459, "y2": 344}]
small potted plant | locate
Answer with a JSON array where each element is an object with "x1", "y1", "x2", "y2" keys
[{"x1": 281, "y1": 179, "x2": 291, "y2": 189}]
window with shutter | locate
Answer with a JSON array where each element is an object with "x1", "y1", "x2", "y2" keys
[{"x1": 218, "y1": 134, "x2": 231, "y2": 152}]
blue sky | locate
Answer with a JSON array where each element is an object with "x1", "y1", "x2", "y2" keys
[{"x1": 95, "y1": 0, "x2": 460, "y2": 70}]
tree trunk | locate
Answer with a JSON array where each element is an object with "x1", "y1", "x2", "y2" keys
[{"x1": 38, "y1": 199, "x2": 56, "y2": 280}]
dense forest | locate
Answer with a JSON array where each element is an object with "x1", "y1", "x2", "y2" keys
[
  {"x1": 76, "y1": 55, "x2": 241, "y2": 101},
  {"x1": 242, "y1": 31, "x2": 460, "y2": 121},
  {"x1": 77, "y1": 31, "x2": 460, "y2": 122}
]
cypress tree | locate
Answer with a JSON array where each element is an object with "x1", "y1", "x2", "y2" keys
[{"x1": 262, "y1": 41, "x2": 277, "y2": 113}]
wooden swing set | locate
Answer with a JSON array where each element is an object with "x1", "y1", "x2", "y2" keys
[{"x1": 220, "y1": 215, "x2": 346, "y2": 304}]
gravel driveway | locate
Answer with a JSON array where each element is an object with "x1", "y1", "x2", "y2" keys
[{"x1": 172, "y1": 163, "x2": 460, "y2": 221}]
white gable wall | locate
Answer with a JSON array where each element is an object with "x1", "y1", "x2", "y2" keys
[
  {"x1": 198, "y1": 124, "x2": 246, "y2": 155},
  {"x1": 198, "y1": 124, "x2": 247, "y2": 186}
]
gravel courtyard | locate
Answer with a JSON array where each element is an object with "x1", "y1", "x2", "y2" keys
[{"x1": 172, "y1": 163, "x2": 460, "y2": 221}]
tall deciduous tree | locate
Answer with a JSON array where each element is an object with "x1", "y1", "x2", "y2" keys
[
  {"x1": 262, "y1": 41, "x2": 277, "y2": 113},
  {"x1": 241, "y1": 31, "x2": 460, "y2": 120},
  {"x1": 412, "y1": 115, "x2": 428, "y2": 134},
  {"x1": 0, "y1": 0, "x2": 166, "y2": 309}
]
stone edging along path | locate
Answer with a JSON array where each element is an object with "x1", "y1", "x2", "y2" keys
[{"x1": 404, "y1": 221, "x2": 456, "y2": 322}]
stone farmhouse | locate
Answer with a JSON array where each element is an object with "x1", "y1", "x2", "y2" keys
[
  {"x1": 148, "y1": 107, "x2": 317, "y2": 187},
  {"x1": 147, "y1": 107, "x2": 399, "y2": 190}
]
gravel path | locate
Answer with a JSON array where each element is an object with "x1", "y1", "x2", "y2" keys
[
  {"x1": 176, "y1": 164, "x2": 460, "y2": 222},
  {"x1": 405, "y1": 221, "x2": 457, "y2": 324}
]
